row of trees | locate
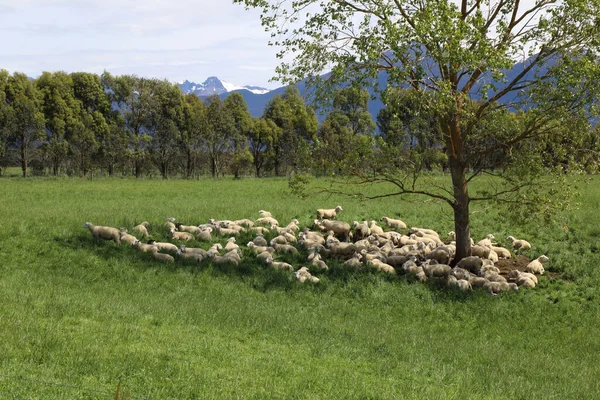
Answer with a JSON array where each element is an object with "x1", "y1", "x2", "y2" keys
[{"x1": 1, "y1": 69, "x2": 598, "y2": 180}]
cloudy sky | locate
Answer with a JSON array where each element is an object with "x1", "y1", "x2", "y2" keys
[{"x1": 0, "y1": 0, "x2": 282, "y2": 88}]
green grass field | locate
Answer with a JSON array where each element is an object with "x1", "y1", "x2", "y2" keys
[{"x1": 1, "y1": 175, "x2": 600, "y2": 399}]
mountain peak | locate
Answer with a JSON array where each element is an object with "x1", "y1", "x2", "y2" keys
[{"x1": 179, "y1": 77, "x2": 270, "y2": 96}]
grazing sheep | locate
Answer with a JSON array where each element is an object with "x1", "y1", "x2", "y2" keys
[
  {"x1": 526, "y1": 255, "x2": 549, "y2": 275},
  {"x1": 468, "y1": 276, "x2": 489, "y2": 288},
  {"x1": 256, "y1": 248, "x2": 276, "y2": 262},
  {"x1": 517, "y1": 276, "x2": 536, "y2": 288},
  {"x1": 489, "y1": 246, "x2": 512, "y2": 259},
  {"x1": 449, "y1": 278, "x2": 472, "y2": 291},
  {"x1": 368, "y1": 220, "x2": 384, "y2": 236},
  {"x1": 197, "y1": 228, "x2": 213, "y2": 242},
  {"x1": 265, "y1": 257, "x2": 294, "y2": 272},
  {"x1": 119, "y1": 230, "x2": 138, "y2": 246},
  {"x1": 471, "y1": 245, "x2": 491, "y2": 259},
  {"x1": 344, "y1": 254, "x2": 363, "y2": 269},
  {"x1": 380, "y1": 217, "x2": 407, "y2": 230},
  {"x1": 476, "y1": 234, "x2": 496, "y2": 247},
  {"x1": 483, "y1": 271, "x2": 507, "y2": 283},
  {"x1": 328, "y1": 242, "x2": 357, "y2": 257},
  {"x1": 209, "y1": 243, "x2": 223, "y2": 253},
  {"x1": 251, "y1": 235, "x2": 268, "y2": 247},
  {"x1": 295, "y1": 266, "x2": 320, "y2": 283},
  {"x1": 422, "y1": 263, "x2": 452, "y2": 279},
  {"x1": 270, "y1": 235, "x2": 289, "y2": 246},
  {"x1": 367, "y1": 259, "x2": 397, "y2": 275},
  {"x1": 321, "y1": 220, "x2": 351, "y2": 240},
  {"x1": 452, "y1": 267, "x2": 470, "y2": 281},
  {"x1": 426, "y1": 247, "x2": 452, "y2": 265},
  {"x1": 247, "y1": 242, "x2": 268, "y2": 254},
  {"x1": 83, "y1": 222, "x2": 120, "y2": 245},
  {"x1": 481, "y1": 265, "x2": 501, "y2": 274},
  {"x1": 317, "y1": 205, "x2": 343, "y2": 219},
  {"x1": 168, "y1": 228, "x2": 194, "y2": 241},
  {"x1": 507, "y1": 236, "x2": 532, "y2": 251},
  {"x1": 133, "y1": 240, "x2": 157, "y2": 253},
  {"x1": 250, "y1": 226, "x2": 270, "y2": 235},
  {"x1": 233, "y1": 219, "x2": 254, "y2": 228},
  {"x1": 217, "y1": 227, "x2": 239, "y2": 236},
  {"x1": 208, "y1": 251, "x2": 239, "y2": 266},
  {"x1": 385, "y1": 255, "x2": 413, "y2": 268},
  {"x1": 456, "y1": 256, "x2": 483, "y2": 274},
  {"x1": 302, "y1": 230, "x2": 325, "y2": 244},
  {"x1": 133, "y1": 222, "x2": 150, "y2": 238},
  {"x1": 488, "y1": 249, "x2": 499, "y2": 263},
  {"x1": 151, "y1": 248, "x2": 174, "y2": 263},
  {"x1": 286, "y1": 219, "x2": 300, "y2": 232},
  {"x1": 484, "y1": 281, "x2": 518, "y2": 295}
]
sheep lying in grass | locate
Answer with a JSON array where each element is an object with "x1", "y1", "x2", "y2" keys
[
  {"x1": 256, "y1": 216, "x2": 279, "y2": 227},
  {"x1": 233, "y1": 219, "x2": 254, "y2": 228},
  {"x1": 507, "y1": 236, "x2": 532, "y2": 250},
  {"x1": 256, "y1": 248, "x2": 276, "y2": 262},
  {"x1": 477, "y1": 234, "x2": 496, "y2": 247},
  {"x1": 176, "y1": 223, "x2": 202, "y2": 235},
  {"x1": 307, "y1": 252, "x2": 329, "y2": 270},
  {"x1": 197, "y1": 228, "x2": 212, "y2": 242},
  {"x1": 119, "y1": 230, "x2": 138, "y2": 246},
  {"x1": 83, "y1": 222, "x2": 120, "y2": 246},
  {"x1": 151, "y1": 248, "x2": 174, "y2": 263},
  {"x1": 271, "y1": 243, "x2": 299, "y2": 255},
  {"x1": 176, "y1": 250, "x2": 205, "y2": 262},
  {"x1": 258, "y1": 210, "x2": 273, "y2": 218},
  {"x1": 164, "y1": 217, "x2": 176, "y2": 231},
  {"x1": 168, "y1": 228, "x2": 194, "y2": 241},
  {"x1": 295, "y1": 267, "x2": 320, "y2": 283},
  {"x1": 353, "y1": 221, "x2": 370, "y2": 240},
  {"x1": 526, "y1": 255, "x2": 549, "y2": 275},
  {"x1": 133, "y1": 240, "x2": 157, "y2": 253},
  {"x1": 380, "y1": 217, "x2": 407, "y2": 230},
  {"x1": 265, "y1": 257, "x2": 294, "y2": 272},
  {"x1": 484, "y1": 281, "x2": 518, "y2": 295},
  {"x1": 179, "y1": 245, "x2": 208, "y2": 257},
  {"x1": 224, "y1": 237, "x2": 240, "y2": 254},
  {"x1": 133, "y1": 222, "x2": 150, "y2": 238},
  {"x1": 489, "y1": 245, "x2": 511, "y2": 259},
  {"x1": 149, "y1": 240, "x2": 179, "y2": 253},
  {"x1": 317, "y1": 205, "x2": 343, "y2": 219}
]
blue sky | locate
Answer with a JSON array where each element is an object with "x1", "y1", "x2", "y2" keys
[{"x1": 0, "y1": 0, "x2": 282, "y2": 88}]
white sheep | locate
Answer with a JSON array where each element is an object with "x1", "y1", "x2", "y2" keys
[
  {"x1": 176, "y1": 250, "x2": 205, "y2": 262},
  {"x1": 507, "y1": 236, "x2": 532, "y2": 250},
  {"x1": 179, "y1": 245, "x2": 208, "y2": 257},
  {"x1": 484, "y1": 281, "x2": 518, "y2": 295},
  {"x1": 197, "y1": 228, "x2": 213, "y2": 242},
  {"x1": 272, "y1": 243, "x2": 299, "y2": 255},
  {"x1": 367, "y1": 259, "x2": 396, "y2": 275},
  {"x1": 256, "y1": 216, "x2": 279, "y2": 227},
  {"x1": 380, "y1": 217, "x2": 407, "y2": 230},
  {"x1": 316, "y1": 205, "x2": 343, "y2": 219},
  {"x1": 517, "y1": 276, "x2": 536, "y2": 288},
  {"x1": 265, "y1": 257, "x2": 294, "y2": 272},
  {"x1": 83, "y1": 222, "x2": 120, "y2": 245},
  {"x1": 295, "y1": 266, "x2": 320, "y2": 283},
  {"x1": 352, "y1": 221, "x2": 370, "y2": 240},
  {"x1": 250, "y1": 226, "x2": 270, "y2": 235},
  {"x1": 476, "y1": 234, "x2": 496, "y2": 247},
  {"x1": 176, "y1": 224, "x2": 202, "y2": 235},
  {"x1": 307, "y1": 252, "x2": 329, "y2": 270},
  {"x1": 233, "y1": 219, "x2": 255, "y2": 228},
  {"x1": 119, "y1": 230, "x2": 138, "y2": 246},
  {"x1": 133, "y1": 240, "x2": 157, "y2": 253},
  {"x1": 321, "y1": 220, "x2": 351, "y2": 240},
  {"x1": 168, "y1": 228, "x2": 194, "y2": 241},
  {"x1": 133, "y1": 222, "x2": 150, "y2": 238},
  {"x1": 224, "y1": 237, "x2": 240, "y2": 254},
  {"x1": 257, "y1": 248, "x2": 276, "y2": 262},
  {"x1": 489, "y1": 246, "x2": 512, "y2": 259},
  {"x1": 471, "y1": 245, "x2": 491, "y2": 258},
  {"x1": 164, "y1": 217, "x2": 176, "y2": 231},
  {"x1": 258, "y1": 210, "x2": 273, "y2": 218},
  {"x1": 526, "y1": 255, "x2": 548, "y2": 275},
  {"x1": 149, "y1": 240, "x2": 179, "y2": 253},
  {"x1": 151, "y1": 248, "x2": 174, "y2": 263},
  {"x1": 456, "y1": 256, "x2": 483, "y2": 274}
]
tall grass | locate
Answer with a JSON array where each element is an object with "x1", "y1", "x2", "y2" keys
[{"x1": 0, "y1": 176, "x2": 599, "y2": 398}]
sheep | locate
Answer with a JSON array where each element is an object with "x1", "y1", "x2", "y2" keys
[
  {"x1": 481, "y1": 265, "x2": 501, "y2": 274},
  {"x1": 317, "y1": 205, "x2": 343, "y2": 219},
  {"x1": 256, "y1": 248, "x2": 276, "y2": 262},
  {"x1": 179, "y1": 245, "x2": 208, "y2": 257},
  {"x1": 209, "y1": 243, "x2": 223, "y2": 253},
  {"x1": 448, "y1": 231, "x2": 474, "y2": 245},
  {"x1": 301, "y1": 230, "x2": 325, "y2": 244},
  {"x1": 224, "y1": 237, "x2": 240, "y2": 254},
  {"x1": 251, "y1": 235, "x2": 268, "y2": 247},
  {"x1": 149, "y1": 240, "x2": 179, "y2": 253},
  {"x1": 208, "y1": 251, "x2": 239, "y2": 266},
  {"x1": 295, "y1": 267, "x2": 320, "y2": 283},
  {"x1": 286, "y1": 219, "x2": 300, "y2": 232},
  {"x1": 507, "y1": 236, "x2": 532, "y2": 251},
  {"x1": 83, "y1": 222, "x2": 121, "y2": 245},
  {"x1": 385, "y1": 255, "x2": 414, "y2": 268},
  {"x1": 197, "y1": 228, "x2": 213, "y2": 242},
  {"x1": 176, "y1": 223, "x2": 202, "y2": 235},
  {"x1": 246, "y1": 242, "x2": 268, "y2": 254},
  {"x1": 452, "y1": 267, "x2": 470, "y2": 281},
  {"x1": 168, "y1": 228, "x2": 194, "y2": 241},
  {"x1": 468, "y1": 276, "x2": 489, "y2": 288},
  {"x1": 483, "y1": 271, "x2": 507, "y2": 283},
  {"x1": 222, "y1": 249, "x2": 242, "y2": 263},
  {"x1": 477, "y1": 234, "x2": 496, "y2": 247},
  {"x1": 484, "y1": 281, "x2": 518, "y2": 295},
  {"x1": 119, "y1": 230, "x2": 138, "y2": 246},
  {"x1": 471, "y1": 245, "x2": 491, "y2": 259},
  {"x1": 367, "y1": 259, "x2": 397, "y2": 275},
  {"x1": 321, "y1": 220, "x2": 351, "y2": 240},
  {"x1": 283, "y1": 232, "x2": 297, "y2": 243},
  {"x1": 133, "y1": 240, "x2": 157, "y2": 253},
  {"x1": 488, "y1": 249, "x2": 499, "y2": 263},
  {"x1": 344, "y1": 254, "x2": 363, "y2": 270},
  {"x1": 133, "y1": 222, "x2": 150, "y2": 238},
  {"x1": 526, "y1": 255, "x2": 548, "y2": 275},
  {"x1": 256, "y1": 216, "x2": 279, "y2": 227},
  {"x1": 217, "y1": 227, "x2": 239, "y2": 236},
  {"x1": 489, "y1": 246, "x2": 512, "y2": 259},
  {"x1": 426, "y1": 247, "x2": 452, "y2": 265},
  {"x1": 450, "y1": 278, "x2": 473, "y2": 291},
  {"x1": 380, "y1": 217, "x2": 407, "y2": 230},
  {"x1": 368, "y1": 220, "x2": 384, "y2": 236},
  {"x1": 265, "y1": 257, "x2": 294, "y2": 272},
  {"x1": 328, "y1": 242, "x2": 357, "y2": 257},
  {"x1": 250, "y1": 226, "x2": 270, "y2": 235},
  {"x1": 164, "y1": 217, "x2": 176, "y2": 231},
  {"x1": 258, "y1": 210, "x2": 273, "y2": 218},
  {"x1": 151, "y1": 248, "x2": 174, "y2": 263},
  {"x1": 456, "y1": 256, "x2": 483, "y2": 274},
  {"x1": 517, "y1": 276, "x2": 536, "y2": 288},
  {"x1": 233, "y1": 219, "x2": 254, "y2": 228},
  {"x1": 307, "y1": 252, "x2": 329, "y2": 270},
  {"x1": 352, "y1": 221, "x2": 370, "y2": 240},
  {"x1": 271, "y1": 235, "x2": 290, "y2": 246},
  {"x1": 176, "y1": 250, "x2": 205, "y2": 262},
  {"x1": 271, "y1": 243, "x2": 299, "y2": 255},
  {"x1": 422, "y1": 263, "x2": 452, "y2": 279}
]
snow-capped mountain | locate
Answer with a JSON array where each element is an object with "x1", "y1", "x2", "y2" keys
[{"x1": 179, "y1": 76, "x2": 270, "y2": 97}]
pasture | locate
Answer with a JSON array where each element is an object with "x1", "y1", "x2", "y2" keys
[{"x1": 0, "y1": 175, "x2": 600, "y2": 399}]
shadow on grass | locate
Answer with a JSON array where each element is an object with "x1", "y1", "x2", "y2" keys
[{"x1": 55, "y1": 233, "x2": 515, "y2": 302}]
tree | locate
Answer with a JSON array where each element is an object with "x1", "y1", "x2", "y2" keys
[
  {"x1": 0, "y1": 70, "x2": 9, "y2": 173},
  {"x1": 224, "y1": 92, "x2": 254, "y2": 178},
  {"x1": 236, "y1": 0, "x2": 600, "y2": 262},
  {"x1": 248, "y1": 117, "x2": 280, "y2": 177},
  {"x1": 263, "y1": 86, "x2": 318, "y2": 176},
  {"x1": 179, "y1": 94, "x2": 208, "y2": 178},
  {"x1": 4, "y1": 72, "x2": 45, "y2": 177},
  {"x1": 204, "y1": 95, "x2": 236, "y2": 177}
]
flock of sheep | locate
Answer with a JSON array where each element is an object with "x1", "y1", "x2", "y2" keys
[{"x1": 83, "y1": 206, "x2": 549, "y2": 295}]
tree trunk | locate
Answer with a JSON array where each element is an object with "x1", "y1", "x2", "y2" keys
[
  {"x1": 135, "y1": 160, "x2": 141, "y2": 178},
  {"x1": 211, "y1": 156, "x2": 217, "y2": 178},
  {"x1": 445, "y1": 103, "x2": 471, "y2": 263},
  {"x1": 21, "y1": 138, "x2": 27, "y2": 177}
]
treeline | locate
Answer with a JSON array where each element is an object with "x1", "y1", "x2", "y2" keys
[{"x1": 0, "y1": 70, "x2": 598, "y2": 178}]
